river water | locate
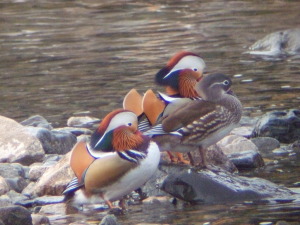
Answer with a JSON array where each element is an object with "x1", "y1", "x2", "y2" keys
[{"x1": 1, "y1": 0, "x2": 300, "y2": 224}]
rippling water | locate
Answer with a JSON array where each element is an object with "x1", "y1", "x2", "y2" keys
[{"x1": 1, "y1": 0, "x2": 300, "y2": 224}]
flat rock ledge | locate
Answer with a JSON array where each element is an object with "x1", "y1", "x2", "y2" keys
[{"x1": 161, "y1": 168, "x2": 296, "y2": 204}]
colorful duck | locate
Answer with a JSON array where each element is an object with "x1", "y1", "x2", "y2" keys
[{"x1": 63, "y1": 109, "x2": 160, "y2": 210}]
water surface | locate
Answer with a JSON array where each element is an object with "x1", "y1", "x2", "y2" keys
[{"x1": 1, "y1": 0, "x2": 300, "y2": 224}]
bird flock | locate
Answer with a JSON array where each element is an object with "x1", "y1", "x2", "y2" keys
[{"x1": 62, "y1": 51, "x2": 243, "y2": 212}]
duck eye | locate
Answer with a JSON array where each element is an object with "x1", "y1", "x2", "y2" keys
[
  {"x1": 127, "y1": 122, "x2": 132, "y2": 126},
  {"x1": 193, "y1": 68, "x2": 198, "y2": 71},
  {"x1": 223, "y1": 80, "x2": 230, "y2": 85}
]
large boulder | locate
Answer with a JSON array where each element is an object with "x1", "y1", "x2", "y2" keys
[
  {"x1": 161, "y1": 169, "x2": 296, "y2": 204},
  {"x1": 0, "y1": 206, "x2": 32, "y2": 225},
  {"x1": 0, "y1": 116, "x2": 44, "y2": 165},
  {"x1": 253, "y1": 110, "x2": 300, "y2": 143},
  {"x1": 26, "y1": 127, "x2": 77, "y2": 154},
  {"x1": 32, "y1": 152, "x2": 74, "y2": 196}
]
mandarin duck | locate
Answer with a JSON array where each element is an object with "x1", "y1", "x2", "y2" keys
[
  {"x1": 123, "y1": 51, "x2": 206, "y2": 163},
  {"x1": 63, "y1": 109, "x2": 160, "y2": 210},
  {"x1": 143, "y1": 73, "x2": 243, "y2": 168}
]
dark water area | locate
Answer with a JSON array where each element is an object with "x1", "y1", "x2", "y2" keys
[{"x1": 1, "y1": 0, "x2": 300, "y2": 224}]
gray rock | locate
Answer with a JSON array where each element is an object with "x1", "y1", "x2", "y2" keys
[
  {"x1": 0, "y1": 116, "x2": 44, "y2": 165},
  {"x1": 32, "y1": 152, "x2": 74, "y2": 196},
  {"x1": 230, "y1": 126, "x2": 254, "y2": 138},
  {"x1": 6, "y1": 190, "x2": 29, "y2": 205},
  {"x1": 0, "y1": 194, "x2": 12, "y2": 207},
  {"x1": 0, "y1": 163, "x2": 26, "y2": 179},
  {"x1": 26, "y1": 127, "x2": 77, "y2": 154},
  {"x1": 31, "y1": 214, "x2": 50, "y2": 225},
  {"x1": 252, "y1": 137, "x2": 281, "y2": 156},
  {"x1": 0, "y1": 206, "x2": 32, "y2": 225},
  {"x1": 67, "y1": 116, "x2": 100, "y2": 129},
  {"x1": 246, "y1": 28, "x2": 300, "y2": 58},
  {"x1": 217, "y1": 135, "x2": 264, "y2": 168},
  {"x1": 53, "y1": 127, "x2": 92, "y2": 136},
  {"x1": 161, "y1": 169, "x2": 295, "y2": 204},
  {"x1": 5, "y1": 177, "x2": 28, "y2": 193},
  {"x1": 0, "y1": 176, "x2": 9, "y2": 195},
  {"x1": 99, "y1": 215, "x2": 120, "y2": 225},
  {"x1": 21, "y1": 115, "x2": 53, "y2": 130},
  {"x1": 253, "y1": 109, "x2": 300, "y2": 143}
]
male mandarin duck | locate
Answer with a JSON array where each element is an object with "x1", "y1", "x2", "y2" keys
[
  {"x1": 123, "y1": 51, "x2": 206, "y2": 163},
  {"x1": 143, "y1": 73, "x2": 243, "y2": 168},
  {"x1": 155, "y1": 51, "x2": 206, "y2": 98},
  {"x1": 63, "y1": 109, "x2": 160, "y2": 210}
]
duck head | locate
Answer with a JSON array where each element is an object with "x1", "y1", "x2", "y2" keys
[
  {"x1": 155, "y1": 51, "x2": 206, "y2": 97},
  {"x1": 195, "y1": 73, "x2": 232, "y2": 102},
  {"x1": 90, "y1": 109, "x2": 143, "y2": 152}
]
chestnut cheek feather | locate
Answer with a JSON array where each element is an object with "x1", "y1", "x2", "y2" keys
[{"x1": 112, "y1": 127, "x2": 143, "y2": 151}]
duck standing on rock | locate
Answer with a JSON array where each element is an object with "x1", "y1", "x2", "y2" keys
[
  {"x1": 63, "y1": 109, "x2": 160, "y2": 211},
  {"x1": 124, "y1": 51, "x2": 206, "y2": 163},
  {"x1": 143, "y1": 73, "x2": 243, "y2": 168}
]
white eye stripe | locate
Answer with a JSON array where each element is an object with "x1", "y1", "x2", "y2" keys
[
  {"x1": 163, "y1": 55, "x2": 206, "y2": 79},
  {"x1": 106, "y1": 112, "x2": 137, "y2": 133}
]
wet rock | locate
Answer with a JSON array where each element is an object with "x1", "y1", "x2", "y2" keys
[
  {"x1": 99, "y1": 215, "x2": 120, "y2": 225},
  {"x1": 0, "y1": 163, "x2": 28, "y2": 193},
  {"x1": 26, "y1": 127, "x2": 77, "y2": 154},
  {"x1": 161, "y1": 169, "x2": 295, "y2": 204},
  {"x1": 67, "y1": 116, "x2": 100, "y2": 129},
  {"x1": 0, "y1": 195, "x2": 13, "y2": 207},
  {"x1": 21, "y1": 115, "x2": 53, "y2": 130},
  {"x1": 251, "y1": 137, "x2": 281, "y2": 157},
  {"x1": 217, "y1": 135, "x2": 264, "y2": 168},
  {"x1": 5, "y1": 177, "x2": 28, "y2": 193},
  {"x1": 53, "y1": 127, "x2": 92, "y2": 136},
  {"x1": 6, "y1": 190, "x2": 29, "y2": 205},
  {"x1": 230, "y1": 126, "x2": 254, "y2": 138},
  {"x1": 246, "y1": 28, "x2": 300, "y2": 58},
  {"x1": 180, "y1": 145, "x2": 237, "y2": 173},
  {"x1": 38, "y1": 202, "x2": 67, "y2": 215},
  {"x1": 31, "y1": 214, "x2": 50, "y2": 225},
  {"x1": 0, "y1": 116, "x2": 44, "y2": 165},
  {"x1": 253, "y1": 109, "x2": 300, "y2": 143},
  {"x1": 0, "y1": 163, "x2": 26, "y2": 178},
  {"x1": 0, "y1": 206, "x2": 32, "y2": 225},
  {"x1": 32, "y1": 152, "x2": 74, "y2": 196},
  {"x1": 29, "y1": 156, "x2": 61, "y2": 182},
  {"x1": 0, "y1": 176, "x2": 9, "y2": 195}
]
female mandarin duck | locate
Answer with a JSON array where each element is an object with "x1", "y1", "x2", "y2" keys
[
  {"x1": 143, "y1": 73, "x2": 243, "y2": 168},
  {"x1": 63, "y1": 109, "x2": 160, "y2": 210},
  {"x1": 123, "y1": 51, "x2": 206, "y2": 163}
]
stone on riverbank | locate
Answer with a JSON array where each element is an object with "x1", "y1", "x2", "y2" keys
[
  {"x1": 26, "y1": 127, "x2": 77, "y2": 155},
  {"x1": 0, "y1": 116, "x2": 44, "y2": 165},
  {"x1": 32, "y1": 152, "x2": 74, "y2": 197},
  {"x1": 217, "y1": 135, "x2": 264, "y2": 168},
  {"x1": 0, "y1": 206, "x2": 32, "y2": 225},
  {"x1": 253, "y1": 109, "x2": 300, "y2": 144},
  {"x1": 21, "y1": 115, "x2": 53, "y2": 130},
  {"x1": 161, "y1": 169, "x2": 295, "y2": 204}
]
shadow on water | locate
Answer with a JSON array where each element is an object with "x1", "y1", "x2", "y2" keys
[{"x1": 1, "y1": 0, "x2": 300, "y2": 224}]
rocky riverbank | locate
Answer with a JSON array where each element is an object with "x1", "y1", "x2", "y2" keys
[{"x1": 0, "y1": 109, "x2": 300, "y2": 225}]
